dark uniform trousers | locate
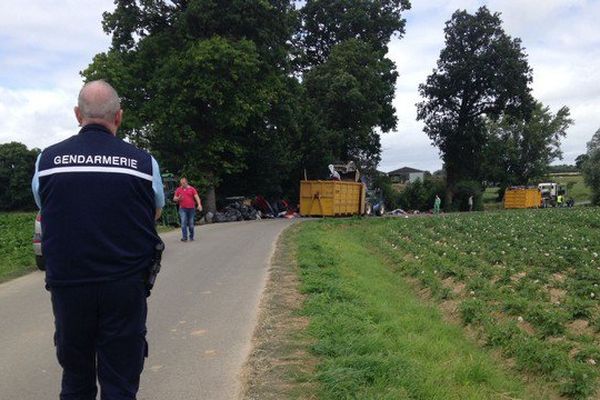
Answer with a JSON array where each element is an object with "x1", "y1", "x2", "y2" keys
[{"x1": 50, "y1": 274, "x2": 148, "y2": 400}]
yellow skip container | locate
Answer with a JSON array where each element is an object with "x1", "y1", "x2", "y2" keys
[
  {"x1": 504, "y1": 187, "x2": 541, "y2": 209},
  {"x1": 300, "y1": 180, "x2": 366, "y2": 216}
]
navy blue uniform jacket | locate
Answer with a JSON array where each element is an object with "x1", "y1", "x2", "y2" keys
[{"x1": 32, "y1": 124, "x2": 165, "y2": 286}]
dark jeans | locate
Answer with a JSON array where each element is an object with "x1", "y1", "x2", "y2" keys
[
  {"x1": 50, "y1": 276, "x2": 148, "y2": 400},
  {"x1": 179, "y1": 207, "x2": 195, "y2": 240}
]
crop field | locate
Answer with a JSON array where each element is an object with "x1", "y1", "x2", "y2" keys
[
  {"x1": 293, "y1": 208, "x2": 600, "y2": 399},
  {"x1": 0, "y1": 212, "x2": 37, "y2": 282},
  {"x1": 365, "y1": 208, "x2": 600, "y2": 398}
]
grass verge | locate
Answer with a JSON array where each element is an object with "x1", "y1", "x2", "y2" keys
[
  {"x1": 0, "y1": 212, "x2": 37, "y2": 282},
  {"x1": 241, "y1": 223, "x2": 319, "y2": 399},
  {"x1": 157, "y1": 224, "x2": 177, "y2": 234}
]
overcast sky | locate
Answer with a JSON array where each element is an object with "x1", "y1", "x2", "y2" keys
[{"x1": 1, "y1": 1, "x2": 598, "y2": 173}]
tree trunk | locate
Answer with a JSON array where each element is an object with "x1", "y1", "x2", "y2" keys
[
  {"x1": 445, "y1": 165, "x2": 456, "y2": 211},
  {"x1": 445, "y1": 186, "x2": 454, "y2": 211},
  {"x1": 205, "y1": 184, "x2": 217, "y2": 214}
]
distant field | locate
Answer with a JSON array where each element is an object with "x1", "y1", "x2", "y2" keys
[
  {"x1": 483, "y1": 187, "x2": 503, "y2": 211},
  {"x1": 552, "y1": 174, "x2": 591, "y2": 202},
  {"x1": 484, "y1": 174, "x2": 591, "y2": 210},
  {"x1": 0, "y1": 212, "x2": 37, "y2": 282}
]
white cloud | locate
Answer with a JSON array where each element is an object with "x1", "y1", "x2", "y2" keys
[
  {"x1": 0, "y1": 87, "x2": 76, "y2": 150},
  {"x1": 0, "y1": 1, "x2": 113, "y2": 53},
  {"x1": 0, "y1": 0, "x2": 114, "y2": 150}
]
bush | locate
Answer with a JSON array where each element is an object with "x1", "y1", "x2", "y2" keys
[
  {"x1": 371, "y1": 174, "x2": 401, "y2": 210},
  {"x1": 451, "y1": 180, "x2": 483, "y2": 212},
  {"x1": 398, "y1": 177, "x2": 446, "y2": 211},
  {"x1": 526, "y1": 304, "x2": 569, "y2": 337}
]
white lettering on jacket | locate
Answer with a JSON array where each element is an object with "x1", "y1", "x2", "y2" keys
[{"x1": 53, "y1": 154, "x2": 138, "y2": 169}]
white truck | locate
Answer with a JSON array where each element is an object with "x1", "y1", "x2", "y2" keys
[{"x1": 538, "y1": 182, "x2": 566, "y2": 207}]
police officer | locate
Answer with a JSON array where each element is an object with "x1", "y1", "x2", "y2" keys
[{"x1": 31, "y1": 80, "x2": 165, "y2": 400}]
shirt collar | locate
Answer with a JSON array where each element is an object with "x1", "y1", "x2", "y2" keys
[{"x1": 79, "y1": 124, "x2": 113, "y2": 135}]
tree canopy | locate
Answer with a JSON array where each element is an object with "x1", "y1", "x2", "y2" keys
[
  {"x1": 298, "y1": 0, "x2": 410, "y2": 67},
  {"x1": 301, "y1": 39, "x2": 398, "y2": 174},
  {"x1": 417, "y1": 6, "x2": 534, "y2": 204},
  {"x1": 84, "y1": 0, "x2": 299, "y2": 210},
  {"x1": 297, "y1": 0, "x2": 410, "y2": 177}
]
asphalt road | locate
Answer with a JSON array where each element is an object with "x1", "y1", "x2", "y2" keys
[{"x1": 0, "y1": 219, "x2": 292, "y2": 400}]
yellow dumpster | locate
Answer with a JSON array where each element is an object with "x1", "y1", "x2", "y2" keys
[
  {"x1": 504, "y1": 188, "x2": 541, "y2": 209},
  {"x1": 300, "y1": 180, "x2": 365, "y2": 216}
]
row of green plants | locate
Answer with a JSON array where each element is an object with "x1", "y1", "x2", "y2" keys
[{"x1": 359, "y1": 208, "x2": 600, "y2": 399}]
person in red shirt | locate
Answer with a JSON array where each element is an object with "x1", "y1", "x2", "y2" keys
[{"x1": 173, "y1": 178, "x2": 202, "y2": 241}]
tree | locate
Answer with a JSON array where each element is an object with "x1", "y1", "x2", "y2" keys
[
  {"x1": 582, "y1": 128, "x2": 600, "y2": 205},
  {"x1": 219, "y1": 77, "x2": 303, "y2": 200},
  {"x1": 0, "y1": 142, "x2": 40, "y2": 211},
  {"x1": 482, "y1": 102, "x2": 572, "y2": 188},
  {"x1": 575, "y1": 154, "x2": 589, "y2": 170},
  {"x1": 586, "y1": 128, "x2": 600, "y2": 152},
  {"x1": 83, "y1": 0, "x2": 299, "y2": 211},
  {"x1": 417, "y1": 6, "x2": 534, "y2": 206},
  {"x1": 301, "y1": 39, "x2": 398, "y2": 175},
  {"x1": 298, "y1": 0, "x2": 411, "y2": 67},
  {"x1": 297, "y1": 0, "x2": 411, "y2": 177}
]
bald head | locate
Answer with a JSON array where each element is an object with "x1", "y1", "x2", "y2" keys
[{"x1": 74, "y1": 80, "x2": 122, "y2": 134}]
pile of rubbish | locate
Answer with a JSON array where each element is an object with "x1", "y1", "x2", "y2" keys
[
  {"x1": 206, "y1": 196, "x2": 298, "y2": 224},
  {"x1": 388, "y1": 208, "x2": 408, "y2": 216},
  {"x1": 208, "y1": 202, "x2": 260, "y2": 223}
]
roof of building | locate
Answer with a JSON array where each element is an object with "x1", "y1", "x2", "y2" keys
[{"x1": 387, "y1": 166, "x2": 424, "y2": 175}]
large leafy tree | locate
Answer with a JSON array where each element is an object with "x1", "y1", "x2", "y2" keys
[
  {"x1": 586, "y1": 128, "x2": 600, "y2": 153},
  {"x1": 301, "y1": 39, "x2": 398, "y2": 174},
  {"x1": 0, "y1": 142, "x2": 40, "y2": 211},
  {"x1": 83, "y1": 0, "x2": 298, "y2": 211},
  {"x1": 297, "y1": 0, "x2": 410, "y2": 178},
  {"x1": 417, "y1": 6, "x2": 534, "y2": 205},
  {"x1": 482, "y1": 102, "x2": 572, "y2": 189}
]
